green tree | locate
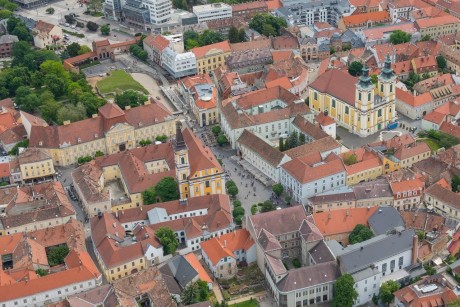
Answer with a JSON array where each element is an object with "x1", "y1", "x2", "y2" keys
[
  {"x1": 228, "y1": 26, "x2": 242, "y2": 43},
  {"x1": 142, "y1": 187, "x2": 157, "y2": 205},
  {"x1": 371, "y1": 74, "x2": 378, "y2": 85},
  {"x1": 100, "y1": 24, "x2": 110, "y2": 35},
  {"x1": 95, "y1": 150, "x2": 104, "y2": 157},
  {"x1": 389, "y1": 30, "x2": 412, "y2": 44},
  {"x1": 8, "y1": 140, "x2": 28, "y2": 155},
  {"x1": 44, "y1": 73, "x2": 66, "y2": 97},
  {"x1": 66, "y1": 42, "x2": 81, "y2": 57},
  {"x1": 0, "y1": 9, "x2": 11, "y2": 19},
  {"x1": 181, "y1": 280, "x2": 210, "y2": 305},
  {"x1": 211, "y1": 125, "x2": 221, "y2": 136},
  {"x1": 86, "y1": 21, "x2": 99, "y2": 32},
  {"x1": 260, "y1": 200, "x2": 275, "y2": 212},
  {"x1": 155, "y1": 135, "x2": 168, "y2": 143},
  {"x1": 79, "y1": 92, "x2": 105, "y2": 117},
  {"x1": 47, "y1": 245, "x2": 70, "y2": 266},
  {"x1": 56, "y1": 103, "x2": 87, "y2": 124},
  {"x1": 35, "y1": 268, "x2": 48, "y2": 276},
  {"x1": 115, "y1": 90, "x2": 147, "y2": 109},
  {"x1": 154, "y1": 176, "x2": 179, "y2": 202},
  {"x1": 453, "y1": 175, "x2": 460, "y2": 192},
  {"x1": 380, "y1": 280, "x2": 400, "y2": 306},
  {"x1": 172, "y1": 0, "x2": 187, "y2": 9},
  {"x1": 78, "y1": 45, "x2": 92, "y2": 55},
  {"x1": 332, "y1": 274, "x2": 358, "y2": 307},
  {"x1": 155, "y1": 227, "x2": 179, "y2": 255},
  {"x1": 348, "y1": 61, "x2": 363, "y2": 77},
  {"x1": 436, "y1": 55, "x2": 447, "y2": 71},
  {"x1": 45, "y1": 7, "x2": 55, "y2": 14},
  {"x1": 39, "y1": 91, "x2": 61, "y2": 123},
  {"x1": 420, "y1": 34, "x2": 430, "y2": 41},
  {"x1": 64, "y1": 14, "x2": 76, "y2": 24},
  {"x1": 197, "y1": 30, "x2": 224, "y2": 46},
  {"x1": 349, "y1": 224, "x2": 374, "y2": 244},
  {"x1": 424, "y1": 264, "x2": 437, "y2": 275},
  {"x1": 249, "y1": 13, "x2": 286, "y2": 37},
  {"x1": 217, "y1": 134, "x2": 228, "y2": 146},
  {"x1": 299, "y1": 133, "x2": 306, "y2": 145},
  {"x1": 226, "y1": 180, "x2": 236, "y2": 189},
  {"x1": 227, "y1": 185, "x2": 238, "y2": 198},
  {"x1": 279, "y1": 137, "x2": 284, "y2": 151},
  {"x1": 449, "y1": 299, "x2": 460, "y2": 307},
  {"x1": 86, "y1": 0, "x2": 103, "y2": 13},
  {"x1": 286, "y1": 130, "x2": 299, "y2": 149},
  {"x1": 272, "y1": 183, "x2": 283, "y2": 197},
  {"x1": 139, "y1": 139, "x2": 152, "y2": 146},
  {"x1": 343, "y1": 153, "x2": 358, "y2": 166},
  {"x1": 238, "y1": 28, "x2": 246, "y2": 42}
]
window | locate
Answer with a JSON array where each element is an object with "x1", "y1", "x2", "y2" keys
[
  {"x1": 314, "y1": 92, "x2": 318, "y2": 100},
  {"x1": 359, "y1": 92, "x2": 362, "y2": 100},
  {"x1": 381, "y1": 84, "x2": 384, "y2": 92},
  {"x1": 378, "y1": 109, "x2": 382, "y2": 117},
  {"x1": 368, "y1": 92, "x2": 371, "y2": 100},
  {"x1": 345, "y1": 106, "x2": 349, "y2": 114},
  {"x1": 332, "y1": 99, "x2": 336, "y2": 108},
  {"x1": 205, "y1": 181, "x2": 210, "y2": 188}
]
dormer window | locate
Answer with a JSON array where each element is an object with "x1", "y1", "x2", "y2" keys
[
  {"x1": 39, "y1": 141, "x2": 43, "y2": 146},
  {"x1": 77, "y1": 138, "x2": 81, "y2": 143},
  {"x1": 94, "y1": 133, "x2": 98, "y2": 138}
]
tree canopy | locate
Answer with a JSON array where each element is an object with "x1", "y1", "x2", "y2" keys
[
  {"x1": 380, "y1": 280, "x2": 400, "y2": 305},
  {"x1": 155, "y1": 227, "x2": 179, "y2": 255},
  {"x1": 272, "y1": 183, "x2": 283, "y2": 197},
  {"x1": 181, "y1": 280, "x2": 210, "y2": 305},
  {"x1": 154, "y1": 177, "x2": 180, "y2": 202},
  {"x1": 115, "y1": 90, "x2": 147, "y2": 109},
  {"x1": 349, "y1": 224, "x2": 374, "y2": 244},
  {"x1": 184, "y1": 30, "x2": 225, "y2": 51},
  {"x1": 47, "y1": 245, "x2": 70, "y2": 266},
  {"x1": 333, "y1": 274, "x2": 358, "y2": 307},
  {"x1": 389, "y1": 30, "x2": 411, "y2": 44},
  {"x1": 348, "y1": 61, "x2": 363, "y2": 77},
  {"x1": 249, "y1": 13, "x2": 286, "y2": 37},
  {"x1": 436, "y1": 55, "x2": 447, "y2": 71}
]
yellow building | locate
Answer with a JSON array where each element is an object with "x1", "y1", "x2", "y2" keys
[
  {"x1": 175, "y1": 122, "x2": 225, "y2": 200},
  {"x1": 192, "y1": 40, "x2": 231, "y2": 74},
  {"x1": 72, "y1": 123, "x2": 225, "y2": 213},
  {"x1": 25, "y1": 100, "x2": 176, "y2": 166},
  {"x1": 14, "y1": 147, "x2": 55, "y2": 183},
  {"x1": 90, "y1": 212, "x2": 148, "y2": 282},
  {"x1": 309, "y1": 56, "x2": 397, "y2": 137},
  {"x1": 415, "y1": 15, "x2": 460, "y2": 39},
  {"x1": 340, "y1": 148, "x2": 383, "y2": 186}
]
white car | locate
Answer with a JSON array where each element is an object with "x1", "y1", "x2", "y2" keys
[{"x1": 65, "y1": 23, "x2": 70, "y2": 27}]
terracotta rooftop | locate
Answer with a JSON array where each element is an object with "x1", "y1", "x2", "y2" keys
[
  {"x1": 396, "y1": 88, "x2": 432, "y2": 107},
  {"x1": 415, "y1": 14, "x2": 459, "y2": 28},
  {"x1": 313, "y1": 207, "x2": 379, "y2": 237},
  {"x1": 292, "y1": 115, "x2": 329, "y2": 141},
  {"x1": 33, "y1": 20, "x2": 56, "y2": 34},
  {"x1": 342, "y1": 11, "x2": 390, "y2": 27},
  {"x1": 143, "y1": 34, "x2": 170, "y2": 52},
  {"x1": 425, "y1": 183, "x2": 460, "y2": 209},
  {"x1": 191, "y1": 40, "x2": 231, "y2": 59},
  {"x1": 309, "y1": 69, "x2": 358, "y2": 107},
  {"x1": 340, "y1": 148, "x2": 382, "y2": 175},
  {"x1": 390, "y1": 178, "x2": 425, "y2": 195},
  {"x1": 440, "y1": 122, "x2": 460, "y2": 139},
  {"x1": 29, "y1": 100, "x2": 173, "y2": 148},
  {"x1": 200, "y1": 229, "x2": 254, "y2": 266},
  {"x1": 423, "y1": 111, "x2": 446, "y2": 125}
]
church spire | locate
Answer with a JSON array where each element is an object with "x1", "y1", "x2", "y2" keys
[
  {"x1": 358, "y1": 64, "x2": 373, "y2": 89},
  {"x1": 380, "y1": 55, "x2": 395, "y2": 80},
  {"x1": 174, "y1": 121, "x2": 186, "y2": 150}
]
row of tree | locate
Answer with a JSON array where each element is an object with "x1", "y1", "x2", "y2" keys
[
  {"x1": 279, "y1": 131, "x2": 306, "y2": 151},
  {"x1": 249, "y1": 13, "x2": 286, "y2": 37}
]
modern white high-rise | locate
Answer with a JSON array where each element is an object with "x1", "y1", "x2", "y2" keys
[
  {"x1": 144, "y1": 0, "x2": 173, "y2": 24},
  {"x1": 193, "y1": 3, "x2": 232, "y2": 23}
]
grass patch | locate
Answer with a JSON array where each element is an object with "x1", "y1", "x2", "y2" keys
[
  {"x1": 96, "y1": 70, "x2": 148, "y2": 95},
  {"x1": 420, "y1": 138, "x2": 441, "y2": 151},
  {"x1": 230, "y1": 300, "x2": 260, "y2": 307}
]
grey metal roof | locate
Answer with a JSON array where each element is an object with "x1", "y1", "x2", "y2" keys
[
  {"x1": 339, "y1": 229, "x2": 415, "y2": 274},
  {"x1": 368, "y1": 206, "x2": 405, "y2": 235},
  {"x1": 159, "y1": 255, "x2": 198, "y2": 289},
  {"x1": 277, "y1": 261, "x2": 340, "y2": 293},
  {"x1": 309, "y1": 240, "x2": 335, "y2": 264},
  {"x1": 352, "y1": 267, "x2": 380, "y2": 282}
]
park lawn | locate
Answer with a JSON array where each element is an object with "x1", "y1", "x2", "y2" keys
[
  {"x1": 96, "y1": 70, "x2": 148, "y2": 95},
  {"x1": 230, "y1": 300, "x2": 259, "y2": 307},
  {"x1": 420, "y1": 138, "x2": 441, "y2": 151}
]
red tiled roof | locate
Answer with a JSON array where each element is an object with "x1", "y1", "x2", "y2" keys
[
  {"x1": 192, "y1": 41, "x2": 231, "y2": 59},
  {"x1": 144, "y1": 34, "x2": 170, "y2": 52},
  {"x1": 396, "y1": 88, "x2": 432, "y2": 107},
  {"x1": 415, "y1": 15, "x2": 459, "y2": 28},
  {"x1": 440, "y1": 122, "x2": 460, "y2": 139},
  {"x1": 200, "y1": 229, "x2": 254, "y2": 266},
  {"x1": 184, "y1": 253, "x2": 212, "y2": 283},
  {"x1": 390, "y1": 178, "x2": 424, "y2": 194},
  {"x1": 313, "y1": 207, "x2": 379, "y2": 236},
  {"x1": 342, "y1": 11, "x2": 390, "y2": 27},
  {"x1": 422, "y1": 111, "x2": 446, "y2": 125},
  {"x1": 309, "y1": 69, "x2": 357, "y2": 107}
]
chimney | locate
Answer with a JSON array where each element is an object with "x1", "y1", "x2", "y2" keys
[
  {"x1": 412, "y1": 235, "x2": 419, "y2": 265},
  {"x1": 224, "y1": 240, "x2": 227, "y2": 248}
]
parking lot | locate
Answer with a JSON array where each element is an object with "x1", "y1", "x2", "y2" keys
[{"x1": 82, "y1": 60, "x2": 128, "y2": 77}]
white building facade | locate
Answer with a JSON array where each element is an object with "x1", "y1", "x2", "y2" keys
[
  {"x1": 161, "y1": 47, "x2": 197, "y2": 78},
  {"x1": 193, "y1": 3, "x2": 232, "y2": 23}
]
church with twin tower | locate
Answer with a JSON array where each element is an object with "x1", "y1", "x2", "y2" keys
[{"x1": 309, "y1": 55, "x2": 397, "y2": 137}]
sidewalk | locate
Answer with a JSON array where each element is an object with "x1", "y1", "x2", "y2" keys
[
  {"x1": 213, "y1": 284, "x2": 224, "y2": 303},
  {"x1": 227, "y1": 291, "x2": 268, "y2": 305}
]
